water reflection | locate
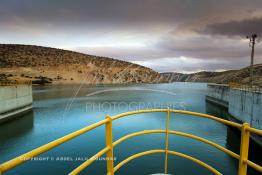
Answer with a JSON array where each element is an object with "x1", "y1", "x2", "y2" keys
[
  {"x1": 0, "y1": 111, "x2": 34, "y2": 140},
  {"x1": 0, "y1": 111, "x2": 34, "y2": 160}
]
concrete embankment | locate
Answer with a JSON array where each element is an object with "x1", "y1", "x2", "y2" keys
[
  {"x1": 0, "y1": 84, "x2": 33, "y2": 122},
  {"x1": 206, "y1": 84, "x2": 262, "y2": 129},
  {"x1": 206, "y1": 83, "x2": 262, "y2": 144},
  {"x1": 229, "y1": 89, "x2": 262, "y2": 130},
  {"x1": 206, "y1": 84, "x2": 229, "y2": 108}
]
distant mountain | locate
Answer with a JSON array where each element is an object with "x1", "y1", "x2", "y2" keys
[
  {"x1": 0, "y1": 44, "x2": 167, "y2": 85},
  {"x1": 161, "y1": 64, "x2": 262, "y2": 86}
]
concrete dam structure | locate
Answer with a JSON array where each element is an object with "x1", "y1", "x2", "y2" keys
[
  {"x1": 0, "y1": 83, "x2": 33, "y2": 122},
  {"x1": 206, "y1": 83, "x2": 262, "y2": 144}
]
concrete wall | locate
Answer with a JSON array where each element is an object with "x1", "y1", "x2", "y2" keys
[
  {"x1": 206, "y1": 84, "x2": 229, "y2": 107},
  {"x1": 0, "y1": 85, "x2": 32, "y2": 114},
  {"x1": 206, "y1": 84, "x2": 262, "y2": 130},
  {"x1": 229, "y1": 89, "x2": 262, "y2": 130}
]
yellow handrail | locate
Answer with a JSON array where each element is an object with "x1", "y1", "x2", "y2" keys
[
  {"x1": 112, "y1": 129, "x2": 239, "y2": 159},
  {"x1": 0, "y1": 118, "x2": 109, "y2": 173},
  {"x1": 164, "y1": 108, "x2": 170, "y2": 174},
  {"x1": 113, "y1": 150, "x2": 222, "y2": 175},
  {"x1": 0, "y1": 109, "x2": 262, "y2": 175},
  {"x1": 68, "y1": 146, "x2": 110, "y2": 175}
]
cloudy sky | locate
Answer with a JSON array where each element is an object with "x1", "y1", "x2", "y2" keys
[{"x1": 1, "y1": 0, "x2": 262, "y2": 73}]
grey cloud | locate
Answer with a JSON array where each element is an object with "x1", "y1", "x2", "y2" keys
[
  {"x1": 72, "y1": 33, "x2": 262, "y2": 73},
  {"x1": 74, "y1": 34, "x2": 262, "y2": 62},
  {"x1": 1, "y1": 0, "x2": 262, "y2": 72},
  {"x1": 202, "y1": 17, "x2": 262, "y2": 37},
  {"x1": 155, "y1": 34, "x2": 262, "y2": 61},
  {"x1": 0, "y1": 0, "x2": 261, "y2": 32}
]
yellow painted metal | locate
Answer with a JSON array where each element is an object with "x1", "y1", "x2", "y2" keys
[
  {"x1": 69, "y1": 117, "x2": 115, "y2": 175},
  {"x1": 1, "y1": 109, "x2": 262, "y2": 175},
  {"x1": 164, "y1": 109, "x2": 170, "y2": 174},
  {"x1": 238, "y1": 123, "x2": 250, "y2": 175},
  {"x1": 111, "y1": 109, "x2": 242, "y2": 128},
  {"x1": 111, "y1": 109, "x2": 167, "y2": 120},
  {"x1": 248, "y1": 127, "x2": 262, "y2": 136},
  {"x1": 0, "y1": 118, "x2": 109, "y2": 173},
  {"x1": 113, "y1": 150, "x2": 165, "y2": 172},
  {"x1": 169, "y1": 109, "x2": 242, "y2": 129},
  {"x1": 105, "y1": 116, "x2": 114, "y2": 175},
  {"x1": 167, "y1": 150, "x2": 222, "y2": 175},
  {"x1": 246, "y1": 160, "x2": 262, "y2": 173},
  {"x1": 113, "y1": 149, "x2": 222, "y2": 175},
  {"x1": 69, "y1": 146, "x2": 110, "y2": 175},
  {"x1": 112, "y1": 129, "x2": 261, "y2": 174},
  {"x1": 169, "y1": 131, "x2": 240, "y2": 160},
  {"x1": 112, "y1": 130, "x2": 240, "y2": 160}
]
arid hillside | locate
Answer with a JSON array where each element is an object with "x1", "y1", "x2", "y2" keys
[
  {"x1": 0, "y1": 44, "x2": 166, "y2": 85},
  {"x1": 161, "y1": 64, "x2": 262, "y2": 86}
]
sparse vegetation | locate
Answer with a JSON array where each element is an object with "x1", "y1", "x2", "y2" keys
[
  {"x1": 0, "y1": 44, "x2": 166, "y2": 85},
  {"x1": 161, "y1": 64, "x2": 262, "y2": 86}
]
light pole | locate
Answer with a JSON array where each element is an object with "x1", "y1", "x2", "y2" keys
[{"x1": 246, "y1": 34, "x2": 257, "y2": 87}]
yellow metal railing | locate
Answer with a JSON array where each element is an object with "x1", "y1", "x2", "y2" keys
[{"x1": 0, "y1": 109, "x2": 262, "y2": 175}]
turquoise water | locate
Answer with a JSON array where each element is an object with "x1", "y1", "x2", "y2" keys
[{"x1": 0, "y1": 83, "x2": 260, "y2": 175}]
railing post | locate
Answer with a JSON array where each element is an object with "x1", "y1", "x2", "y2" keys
[
  {"x1": 106, "y1": 116, "x2": 114, "y2": 175},
  {"x1": 164, "y1": 108, "x2": 170, "y2": 174},
  {"x1": 238, "y1": 123, "x2": 250, "y2": 175}
]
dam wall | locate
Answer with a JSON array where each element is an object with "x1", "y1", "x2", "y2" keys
[
  {"x1": 229, "y1": 89, "x2": 262, "y2": 130},
  {"x1": 206, "y1": 84, "x2": 262, "y2": 130},
  {"x1": 206, "y1": 83, "x2": 229, "y2": 107},
  {"x1": 0, "y1": 84, "x2": 33, "y2": 122}
]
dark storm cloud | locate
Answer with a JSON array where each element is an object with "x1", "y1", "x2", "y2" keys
[
  {"x1": 1, "y1": 0, "x2": 262, "y2": 72},
  {"x1": 1, "y1": 0, "x2": 260, "y2": 31},
  {"x1": 155, "y1": 34, "x2": 262, "y2": 60},
  {"x1": 202, "y1": 17, "x2": 262, "y2": 37}
]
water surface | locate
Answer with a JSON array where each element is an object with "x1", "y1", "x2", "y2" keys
[{"x1": 0, "y1": 83, "x2": 261, "y2": 175}]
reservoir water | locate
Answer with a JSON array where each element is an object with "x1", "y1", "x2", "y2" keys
[{"x1": 0, "y1": 83, "x2": 261, "y2": 175}]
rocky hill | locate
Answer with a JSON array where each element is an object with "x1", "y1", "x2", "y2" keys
[
  {"x1": 161, "y1": 64, "x2": 262, "y2": 86},
  {"x1": 0, "y1": 44, "x2": 166, "y2": 85}
]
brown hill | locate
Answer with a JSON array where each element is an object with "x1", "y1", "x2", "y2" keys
[
  {"x1": 0, "y1": 44, "x2": 166, "y2": 85},
  {"x1": 161, "y1": 64, "x2": 262, "y2": 86}
]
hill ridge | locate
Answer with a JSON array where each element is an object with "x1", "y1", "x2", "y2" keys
[
  {"x1": 0, "y1": 44, "x2": 165, "y2": 85},
  {"x1": 161, "y1": 64, "x2": 262, "y2": 85}
]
